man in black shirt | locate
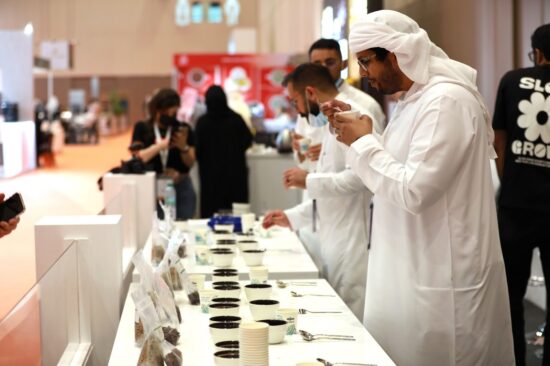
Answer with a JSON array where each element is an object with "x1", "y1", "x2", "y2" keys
[
  {"x1": 132, "y1": 89, "x2": 197, "y2": 219},
  {"x1": 493, "y1": 23, "x2": 550, "y2": 366}
]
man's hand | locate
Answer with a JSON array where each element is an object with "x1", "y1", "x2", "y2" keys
[
  {"x1": 283, "y1": 167, "x2": 308, "y2": 189},
  {"x1": 291, "y1": 132, "x2": 303, "y2": 152},
  {"x1": 0, "y1": 193, "x2": 20, "y2": 238},
  {"x1": 156, "y1": 136, "x2": 170, "y2": 150},
  {"x1": 262, "y1": 210, "x2": 291, "y2": 229},
  {"x1": 333, "y1": 114, "x2": 373, "y2": 146},
  {"x1": 320, "y1": 100, "x2": 352, "y2": 124},
  {"x1": 305, "y1": 143, "x2": 322, "y2": 161}
]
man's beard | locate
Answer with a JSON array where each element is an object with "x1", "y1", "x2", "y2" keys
[{"x1": 299, "y1": 100, "x2": 321, "y2": 118}]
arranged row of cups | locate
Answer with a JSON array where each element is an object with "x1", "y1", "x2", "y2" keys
[{"x1": 211, "y1": 247, "x2": 266, "y2": 267}]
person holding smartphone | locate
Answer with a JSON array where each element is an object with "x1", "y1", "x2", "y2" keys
[
  {"x1": 0, "y1": 193, "x2": 21, "y2": 238},
  {"x1": 132, "y1": 88, "x2": 197, "y2": 219}
]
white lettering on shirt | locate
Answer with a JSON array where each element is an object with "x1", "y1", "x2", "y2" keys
[{"x1": 518, "y1": 77, "x2": 550, "y2": 93}]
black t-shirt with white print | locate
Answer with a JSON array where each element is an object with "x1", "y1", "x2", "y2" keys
[{"x1": 493, "y1": 64, "x2": 550, "y2": 212}]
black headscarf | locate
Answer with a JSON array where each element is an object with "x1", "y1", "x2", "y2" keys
[{"x1": 205, "y1": 85, "x2": 231, "y2": 115}]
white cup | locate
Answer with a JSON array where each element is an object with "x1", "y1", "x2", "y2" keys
[
  {"x1": 244, "y1": 283, "x2": 272, "y2": 302},
  {"x1": 209, "y1": 303, "x2": 240, "y2": 317},
  {"x1": 214, "y1": 350, "x2": 240, "y2": 366},
  {"x1": 210, "y1": 322, "x2": 240, "y2": 344},
  {"x1": 194, "y1": 244, "x2": 211, "y2": 265},
  {"x1": 188, "y1": 274, "x2": 205, "y2": 290},
  {"x1": 212, "y1": 252, "x2": 235, "y2": 267},
  {"x1": 241, "y1": 249, "x2": 265, "y2": 266},
  {"x1": 298, "y1": 137, "x2": 312, "y2": 154},
  {"x1": 240, "y1": 213, "x2": 256, "y2": 234},
  {"x1": 277, "y1": 308, "x2": 299, "y2": 335},
  {"x1": 215, "y1": 224, "x2": 235, "y2": 233},
  {"x1": 199, "y1": 289, "x2": 217, "y2": 313},
  {"x1": 249, "y1": 299, "x2": 279, "y2": 321},
  {"x1": 249, "y1": 266, "x2": 268, "y2": 284},
  {"x1": 331, "y1": 110, "x2": 360, "y2": 135},
  {"x1": 258, "y1": 319, "x2": 287, "y2": 344}
]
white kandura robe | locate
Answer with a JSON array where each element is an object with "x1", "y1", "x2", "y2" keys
[
  {"x1": 347, "y1": 79, "x2": 515, "y2": 366},
  {"x1": 285, "y1": 91, "x2": 383, "y2": 319}
]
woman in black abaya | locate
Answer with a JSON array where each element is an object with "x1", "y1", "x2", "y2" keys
[{"x1": 195, "y1": 86, "x2": 253, "y2": 218}]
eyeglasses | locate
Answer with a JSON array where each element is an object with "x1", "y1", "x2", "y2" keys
[
  {"x1": 313, "y1": 58, "x2": 339, "y2": 68},
  {"x1": 528, "y1": 50, "x2": 535, "y2": 62},
  {"x1": 357, "y1": 54, "x2": 377, "y2": 72}
]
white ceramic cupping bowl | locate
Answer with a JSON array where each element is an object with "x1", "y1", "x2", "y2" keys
[
  {"x1": 210, "y1": 322, "x2": 240, "y2": 344},
  {"x1": 258, "y1": 319, "x2": 287, "y2": 344},
  {"x1": 249, "y1": 299, "x2": 279, "y2": 321},
  {"x1": 212, "y1": 252, "x2": 235, "y2": 267},
  {"x1": 244, "y1": 283, "x2": 272, "y2": 302},
  {"x1": 209, "y1": 303, "x2": 240, "y2": 317},
  {"x1": 242, "y1": 249, "x2": 265, "y2": 266}
]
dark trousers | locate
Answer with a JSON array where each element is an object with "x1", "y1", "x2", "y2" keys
[{"x1": 498, "y1": 207, "x2": 550, "y2": 366}]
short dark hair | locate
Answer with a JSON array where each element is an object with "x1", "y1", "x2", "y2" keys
[
  {"x1": 148, "y1": 88, "x2": 180, "y2": 117},
  {"x1": 285, "y1": 63, "x2": 337, "y2": 94},
  {"x1": 532, "y1": 23, "x2": 550, "y2": 60},
  {"x1": 308, "y1": 38, "x2": 342, "y2": 60}
]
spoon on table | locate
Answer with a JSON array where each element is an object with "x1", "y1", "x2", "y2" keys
[
  {"x1": 291, "y1": 290, "x2": 335, "y2": 297},
  {"x1": 299, "y1": 308, "x2": 342, "y2": 314},
  {"x1": 276, "y1": 280, "x2": 317, "y2": 288},
  {"x1": 316, "y1": 357, "x2": 377, "y2": 366}
]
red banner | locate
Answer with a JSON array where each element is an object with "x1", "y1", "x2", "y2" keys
[{"x1": 174, "y1": 54, "x2": 293, "y2": 119}]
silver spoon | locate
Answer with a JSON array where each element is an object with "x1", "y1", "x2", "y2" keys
[
  {"x1": 276, "y1": 280, "x2": 317, "y2": 288},
  {"x1": 291, "y1": 291, "x2": 335, "y2": 297},
  {"x1": 299, "y1": 308, "x2": 342, "y2": 314},
  {"x1": 299, "y1": 330, "x2": 355, "y2": 342},
  {"x1": 316, "y1": 357, "x2": 377, "y2": 366}
]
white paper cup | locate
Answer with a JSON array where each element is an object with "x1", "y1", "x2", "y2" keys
[
  {"x1": 248, "y1": 266, "x2": 268, "y2": 284},
  {"x1": 240, "y1": 213, "x2": 256, "y2": 233},
  {"x1": 277, "y1": 308, "x2": 299, "y2": 335},
  {"x1": 298, "y1": 137, "x2": 312, "y2": 154},
  {"x1": 195, "y1": 244, "x2": 211, "y2": 265},
  {"x1": 331, "y1": 110, "x2": 360, "y2": 135},
  {"x1": 199, "y1": 289, "x2": 217, "y2": 313},
  {"x1": 188, "y1": 274, "x2": 205, "y2": 290}
]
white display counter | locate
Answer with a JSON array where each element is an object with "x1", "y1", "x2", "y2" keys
[
  {"x1": 109, "y1": 280, "x2": 396, "y2": 366},
  {"x1": 0, "y1": 121, "x2": 36, "y2": 178}
]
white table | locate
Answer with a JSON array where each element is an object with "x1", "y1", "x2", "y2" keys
[
  {"x1": 109, "y1": 280, "x2": 396, "y2": 366},
  {"x1": 133, "y1": 223, "x2": 319, "y2": 282}
]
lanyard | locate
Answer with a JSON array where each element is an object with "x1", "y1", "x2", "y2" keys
[{"x1": 154, "y1": 124, "x2": 172, "y2": 171}]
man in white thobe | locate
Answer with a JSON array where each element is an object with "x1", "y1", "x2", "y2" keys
[
  {"x1": 263, "y1": 63, "x2": 383, "y2": 319},
  {"x1": 326, "y1": 10, "x2": 514, "y2": 366}
]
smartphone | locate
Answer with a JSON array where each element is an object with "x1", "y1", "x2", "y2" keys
[{"x1": 0, "y1": 193, "x2": 25, "y2": 222}]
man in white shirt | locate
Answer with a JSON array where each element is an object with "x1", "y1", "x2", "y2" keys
[
  {"x1": 292, "y1": 38, "x2": 385, "y2": 168},
  {"x1": 327, "y1": 10, "x2": 514, "y2": 366},
  {"x1": 263, "y1": 63, "x2": 383, "y2": 319}
]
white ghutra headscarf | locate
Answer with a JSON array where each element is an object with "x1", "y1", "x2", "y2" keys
[{"x1": 349, "y1": 10, "x2": 496, "y2": 158}]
